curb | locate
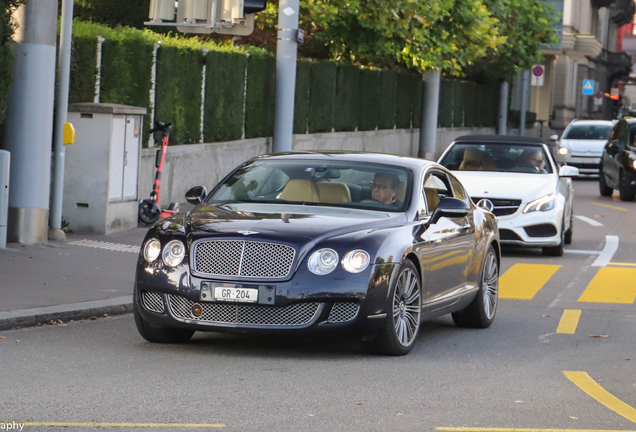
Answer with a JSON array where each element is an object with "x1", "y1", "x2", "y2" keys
[{"x1": 0, "y1": 296, "x2": 133, "y2": 331}]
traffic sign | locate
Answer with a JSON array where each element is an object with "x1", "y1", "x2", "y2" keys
[
  {"x1": 531, "y1": 65, "x2": 544, "y2": 86},
  {"x1": 582, "y1": 80, "x2": 594, "y2": 96},
  {"x1": 594, "y1": 91, "x2": 603, "y2": 99}
]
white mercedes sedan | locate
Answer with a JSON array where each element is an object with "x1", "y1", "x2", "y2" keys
[{"x1": 438, "y1": 135, "x2": 579, "y2": 256}]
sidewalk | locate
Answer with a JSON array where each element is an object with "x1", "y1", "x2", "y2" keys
[{"x1": 0, "y1": 226, "x2": 149, "y2": 330}]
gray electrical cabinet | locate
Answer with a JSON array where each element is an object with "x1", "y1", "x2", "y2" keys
[{"x1": 63, "y1": 103, "x2": 147, "y2": 234}]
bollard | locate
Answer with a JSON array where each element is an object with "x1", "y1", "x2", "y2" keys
[{"x1": 0, "y1": 150, "x2": 9, "y2": 248}]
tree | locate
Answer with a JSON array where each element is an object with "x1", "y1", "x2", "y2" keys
[
  {"x1": 73, "y1": 0, "x2": 151, "y2": 29},
  {"x1": 462, "y1": 0, "x2": 558, "y2": 83},
  {"x1": 0, "y1": 0, "x2": 24, "y2": 125}
]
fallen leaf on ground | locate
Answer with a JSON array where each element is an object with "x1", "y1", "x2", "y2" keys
[
  {"x1": 356, "y1": 402, "x2": 363, "y2": 405},
  {"x1": 569, "y1": 416, "x2": 578, "y2": 420},
  {"x1": 542, "y1": 315, "x2": 550, "y2": 317},
  {"x1": 14, "y1": 340, "x2": 19, "y2": 343},
  {"x1": 626, "y1": 358, "x2": 631, "y2": 361},
  {"x1": 589, "y1": 335, "x2": 609, "y2": 338},
  {"x1": 594, "y1": 214, "x2": 604, "y2": 218},
  {"x1": 11, "y1": 326, "x2": 22, "y2": 330},
  {"x1": 0, "y1": 336, "x2": 5, "y2": 339},
  {"x1": 397, "y1": 413, "x2": 403, "y2": 416},
  {"x1": 57, "y1": 319, "x2": 63, "y2": 324},
  {"x1": 103, "y1": 314, "x2": 110, "y2": 317},
  {"x1": 89, "y1": 316, "x2": 97, "y2": 320}
]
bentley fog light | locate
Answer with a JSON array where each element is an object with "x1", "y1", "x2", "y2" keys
[
  {"x1": 162, "y1": 240, "x2": 186, "y2": 267},
  {"x1": 308, "y1": 248, "x2": 339, "y2": 275},
  {"x1": 143, "y1": 238, "x2": 161, "y2": 262},
  {"x1": 342, "y1": 249, "x2": 370, "y2": 273},
  {"x1": 523, "y1": 194, "x2": 556, "y2": 213}
]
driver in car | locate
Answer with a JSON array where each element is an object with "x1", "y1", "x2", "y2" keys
[
  {"x1": 371, "y1": 173, "x2": 402, "y2": 208},
  {"x1": 516, "y1": 149, "x2": 547, "y2": 173}
]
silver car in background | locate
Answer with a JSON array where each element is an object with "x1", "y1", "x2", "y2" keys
[{"x1": 553, "y1": 119, "x2": 614, "y2": 175}]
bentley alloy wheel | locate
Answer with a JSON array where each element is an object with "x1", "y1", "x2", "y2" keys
[{"x1": 393, "y1": 266, "x2": 422, "y2": 347}]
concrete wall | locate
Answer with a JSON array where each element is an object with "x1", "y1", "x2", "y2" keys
[{"x1": 138, "y1": 127, "x2": 497, "y2": 207}]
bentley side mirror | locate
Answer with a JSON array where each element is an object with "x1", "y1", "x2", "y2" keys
[
  {"x1": 558, "y1": 166, "x2": 579, "y2": 177},
  {"x1": 185, "y1": 186, "x2": 207, "y2": 204},
  {"x1": 429, "y1": 197, "x2": 470, "y2": 224},
  {"x1": 550, "y1": 134, "x2": 559, "y2": 141}
]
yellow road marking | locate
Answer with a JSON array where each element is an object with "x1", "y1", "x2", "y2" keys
[
  {"x1": 578, "y1": 267, "x2": 636, "y2": 304},
  {"x1": 591, "y1": 202, "x2": 629, "y2": 212},
  {"x1": 564, "y1": 371, "x2": 636, "y2": 423},
  {"x1": 556, "y1": 309, "x2": 581, "y2": 334},
  {"x1": 17, "y1": 422, "x2": 225, "y2": 428},
  {"x1": 437, "y1": 428, "x2": 636, "y2": 432},
  {"x1": 608, "y1": 262, "x2": 636, "y2": 267},
  {"x1": 499, "y1": 264, "x2": 561, "y2": 300}
]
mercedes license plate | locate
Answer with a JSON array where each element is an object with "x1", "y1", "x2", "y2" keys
[{"x1": 214, "y1": 287, "x2": 258, "y2": 303}]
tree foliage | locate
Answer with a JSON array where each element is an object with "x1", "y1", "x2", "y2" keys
[
  {"x1": 253, "y1": 0, "x2": 554, "y2": 79},
  {"x1": 0, "y1": 0, "x2": 24, "y2": 125},
  {"x1": 73, "y1": 0, "x2": 151, "y2": 29}
]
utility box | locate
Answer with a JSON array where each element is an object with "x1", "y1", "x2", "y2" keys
[{"x1": 63, "y1": 103, "x2": 147, "y2": 234}]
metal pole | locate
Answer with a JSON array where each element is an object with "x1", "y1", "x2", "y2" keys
[
  {"x1": 498, "y1": 81, "x2": 509, "y2": 135},
  {"x1": 0, "y1": 150, "x2": 9, "y2": 249},
  {"x1": 1, "y1": 0, "x2": 58, "y2": 244},
  {"x1": 418, "y1": 70, "x2": 440, "y2": 160},
  {"x1": 273, "y1": 0, "x2": 300, "y2": 153},
  {"x1": 520, "y1": 70, "x2": 530, "y2": 136},
  {"x1": 49, "y1": 0, "x2": 74, "y2": 240},
  {"x1": 94, "y1": 35, "x2": 105, "y2": 103}
]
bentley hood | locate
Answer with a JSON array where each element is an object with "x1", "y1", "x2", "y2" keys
[
  {"x1": 185, "y1": 203, "x2": 407, "y2": 246},
  {"x1": 451, "y1": 171, "x2": 558, "y2": 202}
]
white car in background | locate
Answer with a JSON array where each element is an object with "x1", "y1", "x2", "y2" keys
[
  {"x1": 553, "y1": 119, "x2": 615, "y2": 176},
  {"x1": 438, "y1": 135, "x2": 579, "y2": 257}
]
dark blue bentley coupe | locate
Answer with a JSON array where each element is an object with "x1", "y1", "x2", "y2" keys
[{"x1": 134, "y1": 152, "x2": 500, "y2": 355}]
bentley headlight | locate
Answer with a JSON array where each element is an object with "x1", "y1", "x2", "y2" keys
[
  {"x1": 143, "y1": 238, "x2": 161, "y2": 262},
  {"x1": 308, "y1": 248, "x2": 338, "y2": 275},
  {"x1": 557, "y1": 147, "x2": 569, "y2": 155},
  {"x1": 162, "y1": 240, "x2": 186, "y2": 267},
  {"x1": 523, "y1": 194, "x2": 556, "y2": 213},
  {"x1": 342, "y1": 249, "x2": 370, "y2": 273}
]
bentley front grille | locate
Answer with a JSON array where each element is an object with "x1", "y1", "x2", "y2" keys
[
  {"x1": 472, "y1": 197, "x2": 521, "y2": 217},
  {"x1": 142, "y1": 291, "x2": 165, "y2": 314},
  {"x1": 193, "y1": 240, "x2": 295, "y2": 278},
  {"x1": 167, "y1": 294, "x2": 320, "y2": 326},
  {"x1": 327, "y1": 302, "x2": 360, "y2": 323}
]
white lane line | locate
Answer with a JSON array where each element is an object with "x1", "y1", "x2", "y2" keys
[
  {"x1": 564, "y1": 250, "x2": 601, "y2": 255},
  {"x1": 574, "y1": 215, "x2": 604, "y2": 227},
  {"x1": 592, "y1": 235, "x2": 619, "y2": 267},
  {"x1": 67, "y1": 239, "x2": 140, "y2": 254}
]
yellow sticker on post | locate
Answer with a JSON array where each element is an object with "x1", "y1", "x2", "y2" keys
[{"x1": 63, "y1": 122, "x2": 75, "y2": 145}]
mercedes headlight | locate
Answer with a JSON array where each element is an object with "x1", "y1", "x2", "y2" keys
[
  {"x1": 523, "y1": 194, "x2": 556, "y2": 213},
  {"x1": 342, "y1": 249, "x2": 370, "y2": 273},
  {"x1": 162, "y1": 240, "x2": 186, "y2": 267},
  {"x1": 308, "y1": 248, "x2": 339, "y2": 275},
  {"x1": 143, "y1": 238, "x2": 161, "y2": 262}
]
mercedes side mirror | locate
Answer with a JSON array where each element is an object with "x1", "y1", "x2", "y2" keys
[
  {"x1": 550, "y1": 134, "x2": 559, "y2": 141},
  {"x1": 430, "y1": 197, "x2": 470, "y2": 224},
  {"x1": 558, "y1": 166, "x2": 579, "y2": 177},
  {"x1": 185, "y1": 186, "x2": 207, "y2": 204}
]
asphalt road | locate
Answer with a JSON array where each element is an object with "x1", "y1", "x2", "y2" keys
[{"x1": 1, "y1": 179, "x2": 635, "y2": 432}]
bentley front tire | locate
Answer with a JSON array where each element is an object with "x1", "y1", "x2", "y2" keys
[
  {"x1": 452, "y1": 246, "x2": 498, "y2": 328},
  {"x1": 134, "y1": 301, "x2": 194, "y2": 344},
  {"x1": 362, "y1": 260, "x2": 421, "y2": 356}
]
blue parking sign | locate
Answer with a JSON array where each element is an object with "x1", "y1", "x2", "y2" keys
[{"x1": 582, "y1": 80, "x2": 594, "y2": 96}]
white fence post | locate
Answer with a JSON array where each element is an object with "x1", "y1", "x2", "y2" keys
[
  {"x1": 94, "y1": 36, "x2": 105, "y2": 103},
  {"x1": 200, "y1": 47, "x2": 209, "y2": 143},
  {"x1": 148, "y1": 41, "x2": 161, "y2": 148}
]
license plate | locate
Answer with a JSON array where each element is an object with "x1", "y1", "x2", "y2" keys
[{"x1": 214, "y1": 287, "x2": 258, "y2": 303}]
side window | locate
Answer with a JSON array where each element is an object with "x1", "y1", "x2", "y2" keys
[
  {"x1": 449, "y1": 175, "x2": 468, "y2": 202},
  {"x1": 422, "y1": 171, "x2": 452, "y2": 214}
]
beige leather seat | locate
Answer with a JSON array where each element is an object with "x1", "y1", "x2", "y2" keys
[
  {"x1": 280, "y1": 179, "x2": 321, "y2": 202},
  {"x1": 316, "y1": 182, "x2": 351, "y2": 203},
  {"x1": 395, "y1": 182, "x2": 407, "y2": 202},
  {"x1": 424, "y1": 187, "x2": 440, "y2": 212},
  {"x1": 459, "y1": 148, "x2": 483, "y2": 171}
]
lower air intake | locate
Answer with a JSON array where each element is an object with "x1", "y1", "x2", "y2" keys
[{"x1": 327, "y1": 302, "x2": 360, "y2": 323}]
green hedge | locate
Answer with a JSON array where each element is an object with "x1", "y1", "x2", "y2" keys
[
  {"x1": 377, "y1": 70, "x2": 397, "y2": 130},
  {"x1": 204, "y1": 51, "x2": 247, "y2": 142},
  {"x1": 244, "y1": 53, "x2": 276, "y2": 139},
  {"x1": 308, "y1": 61, "x2": 337, "y2": 134},
  {"x1": 358, "y1": 70, "x2": 379, "y2": 131},
  {"x1": 412, "y1": 75, "x2": 423, "y2": 129},
  {"x1": 438, "y1": 79, "x2": 452, "y2": 128},
  {"x1": 334, "y1": 64, "x2": 359, "y2": 132},
  {"x1": 69, "y1": 36, "x2": 97, "y2": 103},
  {"x1": 396, "y1": 73, "x2": 412, "y2": 129},
  {"x1": 155, "y1": 46, "x2": 203, "y2": 145},
  {"x1": 293, "y1": 60, "x2": 311, "y2": 134}
]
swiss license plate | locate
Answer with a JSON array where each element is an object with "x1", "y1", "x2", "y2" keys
[{"x1": 214, "y1": 287, "x2": 258, "y2": 303}]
